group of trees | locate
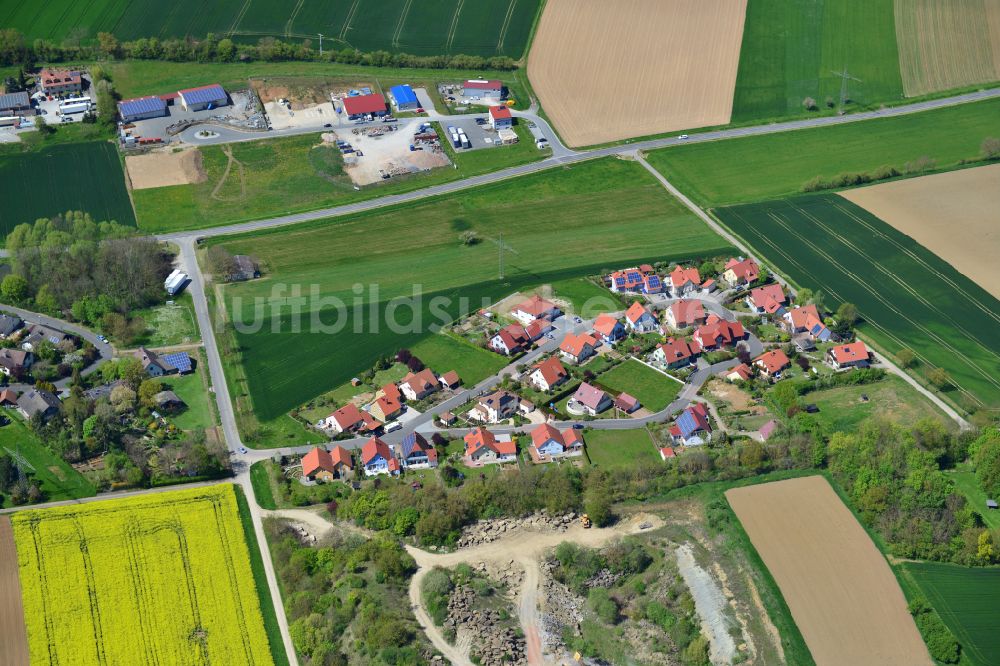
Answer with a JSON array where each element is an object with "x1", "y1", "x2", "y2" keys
[
  {"x1": 0, "y1": 451, "x2": 43, "y2": 506},
  {"x1": 0, "y1": 27, "x2": 518, "y2": 71}
]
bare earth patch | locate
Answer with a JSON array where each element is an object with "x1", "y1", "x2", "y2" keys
[
  {"x1": 125, "y1": 148, "x2": 206, "y2": 190},
  {"x1": 727, "y1": 476, "x2": 931, "y2": 666},
  {"x1": 0, "y1": 516, "x2": 28, "y2": 666},
  {"x1": 527, "y1": 0, "x2": 748, "y2": 147},
  {"x1": 839, "y1": 163, "x2": 1000, "y2": 300}
]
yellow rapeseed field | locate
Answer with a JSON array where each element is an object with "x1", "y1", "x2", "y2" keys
[{"x1": 12, "y1": 484, "x2": 274, "y2": 666}]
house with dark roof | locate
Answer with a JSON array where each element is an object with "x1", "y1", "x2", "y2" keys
[
  {"x1": 571, "y1": 383, "x2": 611, "y2": 416},
  {"x1": 396, "y1": 433, "x2": 438, "y2": 469},
  {"x1": 21, "y1": 325, "x2": 69, "y2": 352},
  {"x1": 361, "y1": 437, "x2": 400, "y2": 476},
  {"x1": 0, "y1": 314, "x2": 23, "y2": 338},
  {"x1": 17, "y1": 389, "x2": 60, "y2": 421},
  {"x1": 0, "y1": 91, "x2": 31, "y2": 116},
  {"x1": 529, "y1": 424, "x2": 583, "y2": 462},
  {"x1": 228, "y1": 255, "x2": 260, "y2": 282},
  {"x1": 0, "y1": 348, "x2": 32, "y2": 376},
  {"x1": 472, "y1": 390, "x2": 521, "y2": 423},
  {"x1": 153, "y1": 390, "x2": 185, "y2": 412},
  {"x1": 136, "y1": 347, "x2": 174, "y2": 376},
  {"x1": 670, "y1": 403, "x2": 712, "y2": 445},
  {"x1": 178, "y1": 84, "x2": 228, "y2": 111},
  {"x1": 607, "y1": 267, "x2": 644, "y2": 293}
]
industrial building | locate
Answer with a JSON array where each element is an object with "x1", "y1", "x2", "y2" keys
[
  {"x1": 342, "y1": 92, "x2": 388, "y2": 120},
  {"x1": 389, "y1": 84, "x2": 419, "y2": 111},
  {"x1": 0, "y1": 91, "x2": 32, "y2": 116},
  {"x1": 489, "y1": 105, "x2": 513, "y2": 130},
  {"x1": 463, "y1": 79, "x2": 503, "y2": 99},
  {"x1": 118, "y1": 96, "x2": 168, "y2": 122},
  {"x1": 37, "y1": 68, "x2": 83, "y2": 95},
  {"x1": 177, "y1": 84, "x2": 228, "y2": 112}
]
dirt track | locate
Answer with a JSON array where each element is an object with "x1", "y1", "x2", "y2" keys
[
  {"x1": 840, "y1": 163, "x2": 1000, "y2": 300},
  {"x1": 125, "y1": 148, "x2": 206, "y2": 190},
  {"x1": 0, "y1": 516, "x2": 29, "y2": 666},
  {"x1": 527, "y1": 0, "x2": 747, "y2": 147},
  {"x1": 726, "y1": 476, "x2": 931, "y2": 666}
]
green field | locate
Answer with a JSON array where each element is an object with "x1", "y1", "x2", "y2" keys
[
  {"x1": 0, "y1": 414, "x2": 96, "y2": 507},
  {"x1": 584, "y1": 428, "x2": 660, "y2": 469},
  {"x1": 129, "y1": 296, "x2": 199, "y2": 347},
  {"x1": 0, "y1": 0, "x2": 541, "y2": 57},
  {"x1": 715, "y1": 194, "x2": 1000, "y2": 410},
  {"x1": 211, "y1": 157, "x2": 732, "y2": 420},
  {"x1": 162, "y1": 358, "x2": 217, "y2": 432},
  {"x1": 732, "y1": 0, "x2": 903, "y2": 122},
  {"x1": 410, "y1": 333, "x2": 506, "y2": 386},
  {"x1": 647, "y1": 98, "x2": 1000, "y2": 207},
  {"x1": 0, "y1": 141, "x2": 135, "y2": 236},
  {"x1": 804, "y1": 375, "x2": 951, "y2": 433},
  {"x1": 596, "y1": 360, "x2": 681, "y2": 412},
  {"x1": 901, "y1": 562, "x2": 1000, "y2": 666},
  {"x1": 947, "y1": 464, "x2": 1000, "y2": 530}
]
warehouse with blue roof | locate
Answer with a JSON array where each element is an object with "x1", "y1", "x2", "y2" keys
[
  {"x1": 178, "y1": 84, "x2": 228, "y2": 112},
  {"x1": 117, "y1": 96, "x2": 168, "y2": 123},
  {"x1": 389, "y1": 84, "x2": 419, "y2": 111}
]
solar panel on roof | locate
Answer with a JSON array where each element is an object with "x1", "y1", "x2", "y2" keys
[
  {"x1": 118, "y1": 96, "x2": 166, "y2": 117},
  {"x1": 179, "y1": 85, "x2": 226, "y2": 105},
  {"x1": 163, "y1": 352, "x2": 192, "y2": 373}
]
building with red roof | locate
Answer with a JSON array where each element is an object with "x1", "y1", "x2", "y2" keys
[
  {"x1": 664, "y1": 299, "x2": 706, "y2": 330},
  {"x1": 490, "y1": 323, "x2": 531, "y2": 355},
  {"x1": 694, "y1": 316, "x2": 746, "y2": 350},
  {"x1": 670, "y1": 402, "x2": 712, "y2": 445},
  {"x1": 608, "y1": 267, "x2": 644, "y2": 293},
  {"x1": 462, "y1": 79, "x2": 503, "y2": 98},
  {"x1": 529, "y1": 423, "x2": 584, "y2": 462},
  {"x1": 511, "y1": 295, "x2": 561, "y2": 325},
  {"x1": 301, "y1": 447, "x2": 336, "y2": 482},
  {"x1": 754, "y1": 349, "x2": 791, "y2": 378},
  {"x1": 396, "y1": 433, "x2": 438, "y2": 469},
  {"x1": 571, "y1": 382, "x2": 611, "y2": 415},
  {"x1": 380, "y1": 382, "x2": 403, "y2": 403},
  {"x1": 439, "y1": 370, "x2": 462, "y2": 389},
  {"x1": 625, "y1": 301, "x2": 658, "y2": 333},
  {"x1": 361, "y1": 437, "x2": 399, "y2": 476},
  {"x1": 464, "y1": 427, "x2": 517, "y2": 464},
  {"x1": 782, "y1": 305, "x2": 833, "y2": 342},
  {"x1": 746, "y1": 283, "x2": 787, "y2": 315},
  {"x1": 560, "y1": 332, "x2": 599, "y2": 364},
  {"x1": 342, "y1": 93, "x2": 387, "y2": 119},
  {"x1": 489, "y1": 105, "x2": 513, "y2": 129},
  {"x1": 528, "y1": 357, "x2": 569, "y2": 391},
  {"x1": 723, "y1": 257, "x2": 760, "y2": 287},
  {"x1": 652, "y1": 338, "x2": 700, "y2": 369},
  {"x1": 323, "y1": 403, "x2": 365, "y2": 433},
  {"x1": 592, "y1": 313, "x2": 625, "y2": 344},
  {"x1": 615, "y1": 392, "x2": 641, "y2": 413},
  {"x1": 370, "y1": 394, "x2": 403, "y2": 422},
  {"x1": 669, "y1": 265, "x2": 701, "y2": 297},
  {"x1": 38, "y1": 68, "x2": 82, "y2": 95},
  {"x1": 659, "y1": 446, "x2": 676, "y2": 460},
  {"x1": 726, "y1": 363, "x2": 753, "y2": 382},
  {"x1": 827, "y1": 341, "x2": 871, "y2": 369},
  {"x1": 400, "y1": 368, "x2": 440, "y2": 401}
]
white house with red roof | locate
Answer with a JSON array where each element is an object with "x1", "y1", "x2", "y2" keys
[
  {"x1": 490, "y1": 323, "x2": 530, "y2": 355},
  {"x1": 361, "y1": 437, "x2": 400, "y2": 476},
  {"x1": 608, "y1": 267, "x2": 644, "y2": 293},
  {"x1": 529, "y1": 424, "x2": 584, "y2": 462},
  {"x1": 570, "y1": 382, "x2": 612, "y2": 415},
  {"x1": 400, "y1": 368, "x2": 440, "y2": 401},
  {"x1": 528, "y1": 357, "x2": 569, "y2": 391},
  {"x1": 369, "y1": 393, "x2": 403, "y2": 422},
  {"x1": 693, "y1": 316, "x2": 746, "y2": 350},
  {"x1": 664, "y1": 300, "x2": 706, "y2": 330},
  {"x1": 511, "y1": 295, "x2": 561, "y2": 325},
  {"x1": 827, "y1": 341, "x2": 871, "y2": 369},
  {"x1": 652, "y1": 338, "x2": 700, "y2": 369},
  {"x1": 488, "y1": 105, "x2": 513, "y2": 129},
  {"x1": 726, "y1": 363, "x2": 753, "y2": 382},
  {"x1": 746, "y1": 283, "x2": 788, "y2": 315},
  {"x1": 323, "y1": 403, "x2": 366, "y2": 433},
  {"x1": 669, "y1": 265, "x2": 701, "y2": 297},
  {"x1": 560, "y1": 332, "x2": 599, "y2": 364},
  {"x1": 625, "y1": 301, "x2": 658, "y2": 333},
  {"x1": 464, "y1": 427, "x2": 516, "y2": 465},
  {"x1": 723, "y1": 257, "x2": 760, "y2": 287},
  {"x1": 782, "y1": 305, "x2": 833, "y2": 342},
  {"x1": 592, "y1": 313, "x2": 625, "y2": 344},
  {"x1": 659, "y1": 446, "x2": 676, "y2": 460},
  {"x1": 754, "y1": 349, "x2": 791, "y2": 379}
]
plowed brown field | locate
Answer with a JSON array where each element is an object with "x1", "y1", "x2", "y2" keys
[
  {"x1": 527, "y1": 0, "x2": 747, "y2": 147},
  {"x1": 0, "y1": 516, "x2": 28, "y2": 666},
  {"x1": 895, "y1": 0, "x2": 1000, "y2": 96},
  {"x1": 726, "y1": 476, "x2": 931, "y2": 666},
  {"x1": 840, "y1": 163, "x2": 1000, "y2": 300}
]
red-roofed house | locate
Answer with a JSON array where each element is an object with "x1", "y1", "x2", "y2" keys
[
  {"x1": 723, "y1": 257, "x2": 760, "y2": 287},
  {"x1": 782, "y1": 305, "x2": 833, "y2": 342},
  {"x1": 38, "y1": 68, "x2": 83, "y2": 95},
  {"x1": 380, "y1": 382, "x2": 403, "y2": 403},
  {"x1": 615, "y1": 392, "x2": 641, "y2": 413},
  {"x1": 652, "y1": 338, "x2": 700, "y2": 369},
  {"x1": 490, "y1": 323, "x2": 530, "y2": 355},
  {"x1": 746, "y1": 284, "x2": 788, "y2": 315},
  {"x1": 726, "y1": 363, "x2": 753, "y2": 382},
  {"x1": 396, "y1": 433, "x2": 438, "y2": 469},
  {"x1": 607, "y1": 267, "x2": 644, "y2": 293},
  {"x1": 463, "y1": 79, "x2": 503, "y2": 99},
  {"x1": 342, "y1": 93, "x2": 387, "y2": 119},
  {"x1": 302, "y1": 447, "x2": 336, "y2": 482},
  {"x1": 659, "y1": 446, "x2": 676, "y2": 460},
  {"x1": 361, "y1": 437, "x2": 399, "y2": 476},
  {"x1": 560, "y1": 333, "x2": 599, "y2": 364},
  {"x1": 754, "y1": 349, "x2": 791, "y2": 379},
  {"x1": 592, "y1": 314, "x2": 625, "y2": 344},
  {"x1": 669, "y1": 266, "x2": 701, "y2": 297},
  {"x1": 571, "y1": 383, "x2": 611, "y2": 415},
  {"x1": 439, "y1": 371, "x2": 462, "y2": 389},
  {"x1": 511, "y1": 295, "x2": 561, "y2": 325},
  {"x1": 400, "y1": 368, "x2": 440, "y2": 401},
  {"x1": 694, "y1": 316, "x2": 746, "y2": 350},
  {"x1": 528, "y1": 357, "x2": 569, "y2": 391},
  {"x1": 529, "y1": 424, "x2": 584, "y2": 462},
  {"x1": 472, "y1": 390, "x2": 521, "y2": 423},
  {"x1": 323, "y1": 403, "x2": 365, "y2": 433},
  {"x1": 330, "y1": 445, "x2": 354, "y2": 472},
  {"x1": 464, "y1": 427, "x2": 516, "y2": 464},
  {"x1": 625, "y1": 302, "x2": 658, "y2": 333},
  {"x1": 370, "y1": 394, "x2": 403, "y2": 422},
  {"x1": 489, "y1": 105, "x2": 512, "y2": 129},
  {"x1": 664, "y1": 300, "x2": 706, "y2": 329},
  {"x1": 827, "y1": 341, "x2": 871, "y2": 369},
  {"x1": 670, "y1": 402, "x2": 712, "y2": 445},
  {"x1": 524, "y1": 319, "x2": 553, "y2": 341}
]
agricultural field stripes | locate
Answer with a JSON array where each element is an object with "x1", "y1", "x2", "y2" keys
[
  {"x1": 0, "y1": 0, "x2": 541, "y2": 57},
  {"x1": 11, "y1": 485, "x2": 276, "y2": 666},
  {"x1": 0, "y1": 142, "x2": 136, "y2": 237},
  {"x1": 715, "y1": 194, "x2": 1000, "y2": 410}
]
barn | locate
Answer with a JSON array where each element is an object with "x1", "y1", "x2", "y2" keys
[
  {"x1": 389, "y1": 84, "x2": 419, "y2": 111},
  {"x1": 342, "y1": 93, "x2": 388, "y2": 120},
  {"x1": 177, "y1": 84, "x2": 228, "y2": 112},
  {"x1": 0, "y1": 91, "x2": 32, "y2": 116},
  {"x1": 118, "y1": 96, "x2": 168, "y2": 122},
  {"x1": 489, "y1": 105, "x2": 513, "y2": 130},
  {"x1": 462, "y1": 79, "x2": 503, "y2": 99}
]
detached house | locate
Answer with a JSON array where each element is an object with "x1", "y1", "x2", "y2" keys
[
  {"x1": 664, "y1": 300, "x2": 706, "y2": 330},
  {"x1": 726, "y1": 363, "x2": 753, "y2": 382},
  {"x1": 472, "y1": 390, "x2": 521, "y2": 423},
  {"x1": 511, "y1": 295, "x2": 561, "y2": 325},
  {"x1": 361, "y1": 437, "x2": 400, "y2": 476},
  {"x1": 560, "y1": 332, "x2": 598, "y2": 364},
  {"x1": 827, "y1": 341, "x2": 871, "y2": 369},
  {"x1": 723, "y1": 257, "x2": 760, "y2": 287},
  {"x1": 529, "y1": 424, "x2": 584, "y2": 462},
  {"x1": 625, "y1": 302, "x2": 658, "y2": 333},
  {"x1": 490, "y1": 324, "x2": 530, "y2": 355},
  {"x1": 669, "y1": 265, "x2": 701, "y2": 297},
  {"x1": 608, "y1": 267, "x2": 643, "y2": 293},
  {"x1": 323, "y1": 403, "x2": 379, "y2": 433},
  {"x1": 0, "y1": 348, "x2": 32, "y2": 376},
  {"x1": 0, "y1": 314, "x2": 22, "y2": 338},
  {"x1": 592, "y1": 314, "x2": 625, "y2": 344},
  {"x1": 693, "y1": 316, "x2": 746, "y2": 350},
  {"x1": 652, "y1": 338, "x2": 700, "y2": 369},
  {"x1": 782, "y1": 305, "x2": 833, "y2": 342},
  {"x1": 670, "y1": 403, "x2": 712, "y2": 446},
  {"x1": 439, "y1": 371, "x2": 462, "y2": 390},
  {"x1": 21, "y1": 325, "x2": 70, "y2": 352},
  {"x1": 754, "y1": 349, "x2": 791, "y2": 379},
  {"x1": 571, "y1": 382, "x2": 612, "y2": 415},
  {"x1": 17, "y1": 389, "x2": 60, "y2": 421},
  {"x1": 370, "y1": 394, "x2": 403, "y2": 422},
  {"x1": 400, "y1": 368, "x2": 440, "y2": 401},
  {"x1": 396, "y1": 433, "x2": 438, "y2": 469},
  {"x1": 302, "y1": 446, "x2": 352, "y2": 482},
  {"x1": 464, "y1": 427, "x2": 517, "y2": 465},
  {"x1": 746, "y1": 284, "x2": 787, "y2": 315},
  {"x1": 528, "y1": 357, "x2": 569, "y2": 392}
]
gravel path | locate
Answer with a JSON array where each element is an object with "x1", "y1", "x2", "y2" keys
[{"x1": 675, "y1": 543, "x2": 737, "y2": 665}]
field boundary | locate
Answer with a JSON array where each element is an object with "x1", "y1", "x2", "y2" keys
[{"x1": 0, "y1": 516, "x2": 28, "y2": 666}]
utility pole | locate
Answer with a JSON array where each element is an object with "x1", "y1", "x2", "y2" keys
[
  {"x1": 318, "y1": 33, "x2": 324, "y2": 56},
  {"x1": 831, "y1": 67, "x2": 862, "y2": 115}
]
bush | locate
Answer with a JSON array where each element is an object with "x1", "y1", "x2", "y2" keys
[
  {"x1": 909, "y1": 598, "x2": 960, "y2": 663},
  {"x1": 421, "y1": 567, "x2": 453, "y2": 626},
  {"x1": 587, "y1": 587, "x2": 619, "y2": 624}
]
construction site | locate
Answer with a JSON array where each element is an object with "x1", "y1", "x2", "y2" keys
[{"x1": 324, "y1": 122, "x2": 451, "y2": 187}]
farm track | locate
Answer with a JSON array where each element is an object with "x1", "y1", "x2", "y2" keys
[
  {"x1": 340, "y1": 0, "x2": 361, "y2": 41},
  {"x1": 284, "y1": 0, "x2": 305, "y2": 38},
  {"x1": 446, "y1": 0, "x2": 465, "y2": 52},
  {"x1": 496, "y1": 0, "x2": 517, "y2": 53},
  {"x1": 392, "y1": 0, "x2": 413, "y2": 49},
  {"x1": 0, "y1": 517, "x2": 28, "y2": 666},
  {"x1": 227, "y1": 0, "x2": 252, "y2": 35}
]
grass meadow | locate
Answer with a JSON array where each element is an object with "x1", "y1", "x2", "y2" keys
[
  {"x1": 12, "y1": 484, "x2": 281, "y2": 665},
  {"x1": 584, "y1": 428, "x2": 659, "y2": 469},
  {"x1": 900, "y1": 562, "x2": 1000, "y2": 666},
  {"x1": 646, "y1": 97, "x2": 1000, "y2": 207},
  {"x1": 409, "y1": 333, "x2": 506, "y2": 386},
  {"x1": 0, "y1": 415, "x2": 96, "y2": 507},
  {"x1": 715, "y1": 194, "x2": 1000, "y2": 411},
  {"x1": 805, "y1": 375, "x2": 952, "y2": 433},
  {"x1": 1, "y1": 0, "x2": 541, "y2": 57},
  {"x1": 596, "y1": 359, "x2": 681, "y2": 412},
  {"x1": 209, "y1": 157, "x2": 732, "y2": 421},
  {"x1": 0, "y1": 141, "x2": 135, "y2": 236},
  {"x1": 732, "y1": 0, "x2": 903, "y2": 122}
]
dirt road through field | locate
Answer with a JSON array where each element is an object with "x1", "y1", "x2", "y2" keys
[{"x1": 0, "y1": 516, "x2": 28, "y2": 666}]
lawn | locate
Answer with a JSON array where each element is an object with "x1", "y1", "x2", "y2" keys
[
  {"x1": 210, "y1": 157, "x2": 731, "y2": 421},
  {"x1": 715, "y1": 194, "x2": 1000, "y2": 411},
  {"x1": 584, "y1": 428, "x2": 659, "y2": 469},
  {"x1": 249, "y1": 460, "x2": 279, "y2": 511},
  {"x1": 0, "y1": 414, "x2": 95, "y2": 507},
  {"x1": 0, "y1": 141, "x2": 135, "y2": 238},
  {"x1": 646, "y1": 97, "x2": 1000, "y2": 207},
  {"x1": 546, "y1": 277, "x2": 620, "y2": 317},
  {"x1": 596, "y1": 359, "x2": 682, "y2": 412},
  {"x1": 410, "y1": 333, "x2": 506, "y2": 386},
  {"x1": 731, "y1": 0, "x2": 903, "y2": 122},
  {"x1": 947, "y1": 464, "x2": 1000, "y2": 530},
  {"x1": 162, "y1": 358, "x2": 217, "y2": 431},
  {"x1": 128, "y1": 295, "x2": 199, "y2": 346},
  {"x1": 12, "y1": 484, "x2": 280, "y2": 665},
  {"x1": 900, "y1": 561, "x2": 1000, "y2": 666},
  {"x1": 801, "y1": 375, "x2": 952, "y2": 434}
]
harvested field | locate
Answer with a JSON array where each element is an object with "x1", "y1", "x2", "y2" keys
[
  {"x1": 527, "y1": 0, "x2": 747, "y2": 147},
  {"x1": 125, "y1": 148, "x2": 206, "y2": 190},
  {"x1": 727, "y1": 476, "x2": 931, "y2": 666},
  {"x1": 895, "y1": 0, "x2": 1000, "y2": 96},
  {"x1": 840, "y1": 163, "x2": 1000, "y2": 300},
  {"x1": 0, "y1": 516, "x2": 28, "y2": 666}
]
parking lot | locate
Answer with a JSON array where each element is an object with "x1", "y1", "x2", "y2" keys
[
  {"x1": 127, "y1": 90, "x2": 265, "y2": 144},
  {"x1": 440, "y1": 115, "x2": 505, "y2": 151}
]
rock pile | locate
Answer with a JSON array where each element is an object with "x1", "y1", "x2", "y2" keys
[
  {"x1": 456, "y1": 510, "x2": 578, "y2": 548},
  {"x1": 445, "y1": 585, "x2": 527, "y2": 665},
  {"x1": 479, "y1": 560, "x2": 524, "y2": 591},
  {"x1": 585, "y1": 568, "x2": 624, "y2": 589},
  {"x1": 540, "y1": 559, "x2": 584, "y2": 646}
]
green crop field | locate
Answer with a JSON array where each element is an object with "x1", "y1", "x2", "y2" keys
[
  {"x1": 901, "y1": 562, "x2": 1000, "y2": 666},
  {"x1": 0, "y1": 0, "x2": 541, "y2": 57},
  {"x1": 732, "y1": 0, "x2": 903, "y2": 121},
  {"x1": 646, "y1": 97, "x2": 1000, "y2": 207},
  {"x1": 715, "y1": 194, "x2": 1000, "y2": 411},
  {"x1": 0, "y1": 141, "x2": 135, "y2": 236},
  {"x1": 12, "y1": 484, "x2": 281, "y2": 665},
  {"x1": 596, "y1": 360, "x2": 682, "y2": 412},
  {"x1": 210, "y1": 157, "x2": 732, "y2": 421}
]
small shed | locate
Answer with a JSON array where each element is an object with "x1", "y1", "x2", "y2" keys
[
  {"x1": 988, "y1": 499, "x2": 999, "y2": 510},
  {"x1": 154, "y1": 390, "x2": 185, "y2": 411}
]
